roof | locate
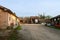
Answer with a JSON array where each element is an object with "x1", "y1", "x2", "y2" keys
[
  {"x1": 51, "y1": 15, "x2": 60, "y2": 19},
  {"x1": 0, "y1": 5, "x2": 17, "y2": 17}
]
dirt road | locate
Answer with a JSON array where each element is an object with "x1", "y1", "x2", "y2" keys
[{"x1": 18, "y1": 24, "x2": 60, "y2": 40}]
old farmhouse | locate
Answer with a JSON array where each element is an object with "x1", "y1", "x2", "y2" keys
[{"x1": 0, "y1": 6, "x2": 20, "y2": 29}]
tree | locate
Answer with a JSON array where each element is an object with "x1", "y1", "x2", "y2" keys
[
  {"x1": 38, "y1": 13, "x2": 52, "y2": 19},
  {"x1": 38, "y1": 13, "x2": 46, "y2": 19},
  {"x1": 45, "y1": 15, "x2": 52, "y2": 19}
]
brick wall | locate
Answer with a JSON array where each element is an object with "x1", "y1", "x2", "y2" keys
[{"x1": 0, "y1": 9, "x2": 8, "y2": 29}]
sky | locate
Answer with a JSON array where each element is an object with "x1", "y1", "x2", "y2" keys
[{"x1": 0, "y1": 0, "x2": 60, "y2": 17}]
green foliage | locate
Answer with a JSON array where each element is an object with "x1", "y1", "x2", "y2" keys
[
  {"x1": 8, "y1": 25, "x2": 22, "y2": 40},
  {"x1": 14, "y1": 25, "x2": 22, "y2": 30},
  {"x1": 39, "y1": 14, "x2": 45, "y2": 19},
  {"x1": 38, "y1": 13, "x2": 52, "y2": 19},
  {"x1": 8, "y1": 30, "x2": 18, "y2": 40},
  {"x1": 45, "y1": 15, "x2": 52, "y2": 19},
  {"x1": 48, "y1": 26, "x2": 60, "y2": 30},
  {"x1": 7, "y1": 26, "x2": 13, "y2": 30}
]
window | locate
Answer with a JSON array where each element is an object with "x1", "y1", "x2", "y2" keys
[
  {"x1": 54, "y1": 19, "x2": 56, "y2": 21},
  {"x1": 57, "y1": 18, "x2": 60, "y2": 20},
  {"x1": 0, "y1": 14, "x2": 1, "y2": 17},
  {"x1": 9, "y1": 17, "x2": 11, "y2": 21}
]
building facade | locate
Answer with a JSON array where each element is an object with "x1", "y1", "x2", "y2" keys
[
  {"x1": 51, "y1": 15, "x2": 60, "y2": 28},
  {"x1": 0, "y1": 6, "x2": 20, "y2": 29}
]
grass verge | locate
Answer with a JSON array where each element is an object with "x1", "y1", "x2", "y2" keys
[
  {"x1": 48, "y1": 26, "x2": 60, "y2": 30},
  {"x1": 8, "y1": 25, "x2": 22, "y2": 40}
]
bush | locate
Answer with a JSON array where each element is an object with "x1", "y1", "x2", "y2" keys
[
  {"x1": 8, "y1": 30, "x2": 18, "y2": 40},
  {"x1": 14, "y1": 25, "x2": 22, "y2": 30},
  {"x1": 7, "y1": 26, "x2": 13, "y2": 30}
]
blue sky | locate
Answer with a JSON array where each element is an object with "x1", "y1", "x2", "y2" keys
[{"x1": 0, "y1": 0, "x2": 60, "y2": 17}]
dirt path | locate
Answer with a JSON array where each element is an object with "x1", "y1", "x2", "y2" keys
[{"x1": 18, "y1": 24, "x2": 60, "y2": 40}]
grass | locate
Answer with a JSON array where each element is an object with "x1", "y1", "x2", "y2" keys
[
  {"x1": 8, "y1": 30, "x2": 18, "y2": 40},
  {"x1": 8, "y1": 25, "x2": 22, "y2": 40},
  {"x1": 0, "y1": 26, "x2": 22, "y2": 40},
  {"x1": 14, "y1": 25, "x2": 22, "y2": 30},
  {"x1": 48, "y1": 26, "x2": 60, "y2": 30}
]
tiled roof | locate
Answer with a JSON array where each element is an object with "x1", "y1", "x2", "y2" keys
[{"x1": 0, "y1": 5, "x2": 17, "y2": 17}]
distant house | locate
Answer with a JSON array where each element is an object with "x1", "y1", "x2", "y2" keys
[
  {"x1": 30, "y1": 16, "x2": 40, "y2": 24},
  {"x1": 51, "y1": 15, "x2": 60, "y2": 28},
  {"x1": 0, "y1": 6, "x2": 20, "y2": 29}
]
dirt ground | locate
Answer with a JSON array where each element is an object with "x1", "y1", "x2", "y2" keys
[
  {"x1": 18, "y1": 24, "x2": 60, "y2": 40},
  {"x1": 0, "y1": 24, "x2": 60, "y2": 40}
]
